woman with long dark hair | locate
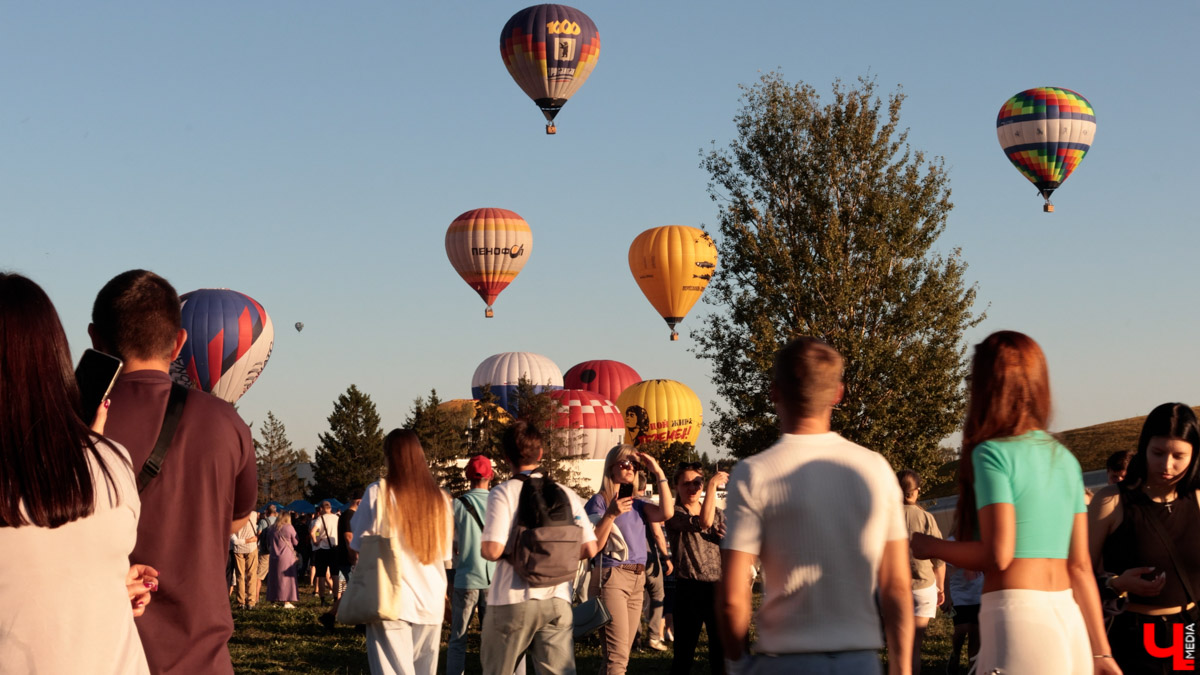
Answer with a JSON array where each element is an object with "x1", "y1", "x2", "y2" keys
[
  {"x1": 350, "y1": 429, "x2": 452, "y2": 675},
  {"x1": 1089, "y1": 403, "x2": 1200, "y2": 673},
  {"x1": 912, "y1": 331, "x2": 1118, "y2": 675},
  {"x1": 0, "y1": 273, "x2": 153, "y2": 673}
]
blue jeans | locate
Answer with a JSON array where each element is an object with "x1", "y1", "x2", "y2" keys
[{"x1": 447, "y1": 588, "x2": 486, "y2": 675}]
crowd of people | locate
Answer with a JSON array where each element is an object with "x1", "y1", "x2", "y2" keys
[{"x1": 2, "y1": 267, "x2": 1198, "y2": 675}]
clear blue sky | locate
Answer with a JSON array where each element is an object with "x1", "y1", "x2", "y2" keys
[{"x1": 3, "y1": 1, "x2": 1197, "y2": 461}]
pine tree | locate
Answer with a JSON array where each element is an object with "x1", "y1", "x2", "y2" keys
[
  {"x1": 405, "y1": 389, "x2": 472, "y2": 494},
  {"x1": 255, "y1": 411, "x2": 308, "y2": 505},
  {"x1": 309, "y1": 384, "x2": 385, "y2": 502},
  {"x1": 696, "y1": 73, "x2": 983, "y2": 486}
]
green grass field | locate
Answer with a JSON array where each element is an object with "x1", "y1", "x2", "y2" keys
[{"x1": 229, "y1": 591, "x2": 963, "y2": 674}]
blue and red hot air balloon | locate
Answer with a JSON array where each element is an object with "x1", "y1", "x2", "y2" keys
[{"x1": 170, "y1": 288, "x2": 274, "y2": 404}]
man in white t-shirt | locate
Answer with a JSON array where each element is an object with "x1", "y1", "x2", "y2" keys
[
  {"x1": 479, "y1": 420, "x2": 598, "y2": 675},
  {"x1": 310, "y1": 501, "x2": 339, "y2": 604},
  {"x1": 718, "y1": 337, "x2": 914, "y2": 675}
]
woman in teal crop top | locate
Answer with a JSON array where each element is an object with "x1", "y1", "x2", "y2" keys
[{"x1": 912, "y1": 331, "x2": 1117, "y2": 675}]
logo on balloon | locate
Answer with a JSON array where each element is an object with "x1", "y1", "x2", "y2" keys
[
  {"x1": 471, "y1": 244, "x2": 526, "y2": 259},
  {"x1": 545, "y1": 20, "x2": 582, "y2": 35}
]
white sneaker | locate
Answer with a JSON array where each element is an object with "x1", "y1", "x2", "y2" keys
[
  {"x1": 648, "y1": 639, "x2": 669, "y2": 652},
  {"x1": 282, "y1": 602, "x2": 295, "y2": 609}
]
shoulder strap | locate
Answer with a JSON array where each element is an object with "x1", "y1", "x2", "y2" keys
[
  {"x1": 1139, "y1": 499, "x2": 1200, "y2": 609},
  {"x1": 457, "y1": 494, "x2": 485, "y2": 531},
  {"x1": 137, "y1": 382, "x2": 189, "y2": 493}
]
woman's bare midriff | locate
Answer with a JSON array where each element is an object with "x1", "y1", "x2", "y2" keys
[{"x1": 982, "y1": 558, "x2": 1072, "y2": 594}]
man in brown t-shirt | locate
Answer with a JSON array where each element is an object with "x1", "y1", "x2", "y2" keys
[{"x1": 91, "y1": 269, "x2": 258, "y2": 674}]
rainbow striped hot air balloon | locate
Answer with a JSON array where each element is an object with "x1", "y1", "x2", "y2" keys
[
  {"x1": 500, "y1": 4, "x2": 600, "y2": 134},
  {"x1": 446, "y1": 208, "x2": 533, "y2": 317},
  {"x1": 996, "y1": 87, "x2": 1096, "y2": 212},
  {"x1": 170, "y1": 288, "x2": 274, "y2": 404}
]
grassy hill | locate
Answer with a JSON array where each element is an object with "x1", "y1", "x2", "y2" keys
[{"x1": 925, "y1": 407, "x2": 1200, "y2": 499}]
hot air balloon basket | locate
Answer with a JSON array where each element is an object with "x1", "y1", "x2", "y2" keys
[
  {"x1": 545, "y1": 124, "x2": 557, "y2": 135},
  {"x1": 1043, "y1": 204, "x2": 1054, "y2": 213}
]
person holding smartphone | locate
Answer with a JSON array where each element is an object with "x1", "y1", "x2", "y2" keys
[
  {"x1": 0, "y1": 273, "x2": 156, "y2": 673},
  {"x1": 586, "y1": 445, "x2": 675, "y2": 675}
]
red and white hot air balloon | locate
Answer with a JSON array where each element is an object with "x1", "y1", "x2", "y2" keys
[
  {"x1": 547, "y1": 389, "x2": 625, "y2": 460},
  {"x1": 563, "y1": 359, "x2": 641, "y2": 406}
]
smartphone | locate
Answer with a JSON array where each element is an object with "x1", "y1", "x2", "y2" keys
[
  {"x1": 618, "y1": 483, "x2": 634, "y2": 500},
  {"x1": 75, "y1": 348, "x2": 123, "y2": 425}
]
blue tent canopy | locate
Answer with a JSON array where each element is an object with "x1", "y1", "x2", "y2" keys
[{"x1": 284, "y1": 499, "x2": 316, "y2": 514}]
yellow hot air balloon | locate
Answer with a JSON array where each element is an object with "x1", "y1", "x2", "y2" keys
[
  {"x1": 628, "y1": 225, "x2": 717, "y2": 341},
  {"x1": 445, "y1": 208, "x2": 533, "y2": 317},
  {"x1": 615, "y1": 379, "x2": 702, "y2": 447}
]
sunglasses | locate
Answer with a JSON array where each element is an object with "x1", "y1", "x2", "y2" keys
[
  {"x1": 616, "y1": 459, "x2": 641, "y2": 471},
  {"x1": 680, "y1": 478, "x2": 704, "y2": 488}
]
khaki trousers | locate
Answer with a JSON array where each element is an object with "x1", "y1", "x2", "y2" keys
[
  {"x1": 590, "y1": 566, "x2": 645, "y2": 675},
  {"x1": 234, "y1": 551, "x2": 259, "y2": 607}
]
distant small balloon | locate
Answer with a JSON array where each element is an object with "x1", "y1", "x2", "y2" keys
[{"x1": 295, "y1": 322, "x2": 304, "y2": 332}]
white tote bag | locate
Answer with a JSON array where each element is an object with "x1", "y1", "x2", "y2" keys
[{"x1": 336, "y1": 481, "x2": 402, "y2": 624}]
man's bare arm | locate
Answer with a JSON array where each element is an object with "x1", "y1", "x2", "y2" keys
[
  {"x1": 717, "y1": 549, "x2": 755, "y2": 662},
  {"x1": 878, "y1": 538, "x2": 914, "y2": 675}
]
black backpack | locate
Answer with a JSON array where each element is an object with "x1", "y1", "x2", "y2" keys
[{"x1": 504, "y1": 471, "x2": 583, "y2": 588}]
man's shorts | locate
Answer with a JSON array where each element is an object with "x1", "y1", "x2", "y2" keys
[
  {"x1": 952, "y1": 603, "x2": 980, "y2": 626},
  {"x1": 313, "y1": 548, "x2": 336, "y2": 576},
  {"x1": 337, "y1": 564, "x2": 354, "y2": 584},
  {"x1": 913, "y1": 584, "x2": 939, "y2": 618}
]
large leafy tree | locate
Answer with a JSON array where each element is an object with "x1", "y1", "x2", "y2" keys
[
  {"x1": 255, "y1": 411, "x2": 309, "y2": 505},
  {"x1": 696, "y1": 73, "x2": 983, "y2": 484},
  {"x1": 309, "y1": 384, "x2": 385, "y2": 502}
]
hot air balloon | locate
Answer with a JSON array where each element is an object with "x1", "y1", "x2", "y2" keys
[
  {"x1": 996, "y1": 87, "x2": 1096, "y2": 212},
  {"x1": 628, "y1": 225, "x2": 718, "y2": 341},
  {"x1": 563, "y1": 359, "x2": 641, "y2": 406},
  {"x1": 294, "y1": 322, "x2": 304, "y2": 332},
  {"x1": 547, "y1": 389, "x2": 625, "y2": 459},
  {"x1": 500, "y1": 4, "x2": 600, "y2": 134},
  {"x1": 471, "y1": 352, "x2": 563, "y2": 414},
  {"x1": 615, "y1": 379, "x2": 702, "y2": 447},
  {"x1": 436, "y1": 398, "x2": 513, "y2": 426},
  {"x1": 446, "y1": 208, "x2": 533, "y2": 318},
  {"x1": 170, "y1": 288, "x2": 274, "y2": 404}
]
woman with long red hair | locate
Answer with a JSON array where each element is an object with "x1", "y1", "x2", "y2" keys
[
  {"x1": 912, "y1": 331, "x2": 1119, "y2": 675},
  {"x1": 349, "y1": 429, "x2": 452, "y2": 675}
]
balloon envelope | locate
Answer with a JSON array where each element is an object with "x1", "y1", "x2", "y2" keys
[
  {"x1": 615, "y1": 379, "x2": 703, "y2": 447},
  {"x1": 436, "y1": 398, "x2": 513, "y2": 425},
  {"x1": 628, "y1": 225, "x2": 718, "y2": 340},
  {"x1": 501, "y1": 4, "x2": 600, "y2": 125},
  {"x1": 471, "y1": 352, "x2": 564, "y2": 414},
  {"x1": 564, "y1": 359, "x2": 642, "y2": 406},
  {"x1": 171, "y1": 288, "x2": 274, "y2": 403},
  {"x1": 295, "y1": 322, "x2": 304, "y2": 332},
  {"x1": 446, "y1": 208, "x2": 533, "y2": 316},
  {"x1": 996, "y1": 87, "x2": 1095, "y2": 206},
  {"x1": 547, "y1": 389, "x2": 625, "y2": 460}
]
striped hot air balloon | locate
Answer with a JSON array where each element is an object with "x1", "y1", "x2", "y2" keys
[
  {"x1": 628, "y1": 225, "x2": 718, "y2": 341},
  {"x1": 471, "y1": 352, "x2": 563, "y2": 414},
  {"x1": 615, "y1": 379, "x2": 702, "y2": 447},
  {"x1": 170, "y1": 288, "x2": 274, "y2": 403},
  {"x1": 547, "y1": 389, "x2": 625, "y2": 459},
  {"x1": 996, "y1": 87, "x2": 1096, "y2": 212},
  {"x1": 563, "y1": 359, "x2": 641, "y2": 406},
  {"x1": 500, "y1": 4, "x2": 600, "y2": 134},
  {"x1": 446, "y1": 208, "x2": 533, "y2": 317}
]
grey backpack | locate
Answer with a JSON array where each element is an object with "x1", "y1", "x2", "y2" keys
[{"x1": 504, "y1": 471, "x2": 583, "y2": 587}]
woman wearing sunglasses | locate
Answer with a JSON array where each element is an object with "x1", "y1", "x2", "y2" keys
[
  {"x1": 665, "y1": 462, "x2": 729, "y2": 675},
  {"x1": 586, "y1": 445, "x2": 675, "y2": 675}
]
